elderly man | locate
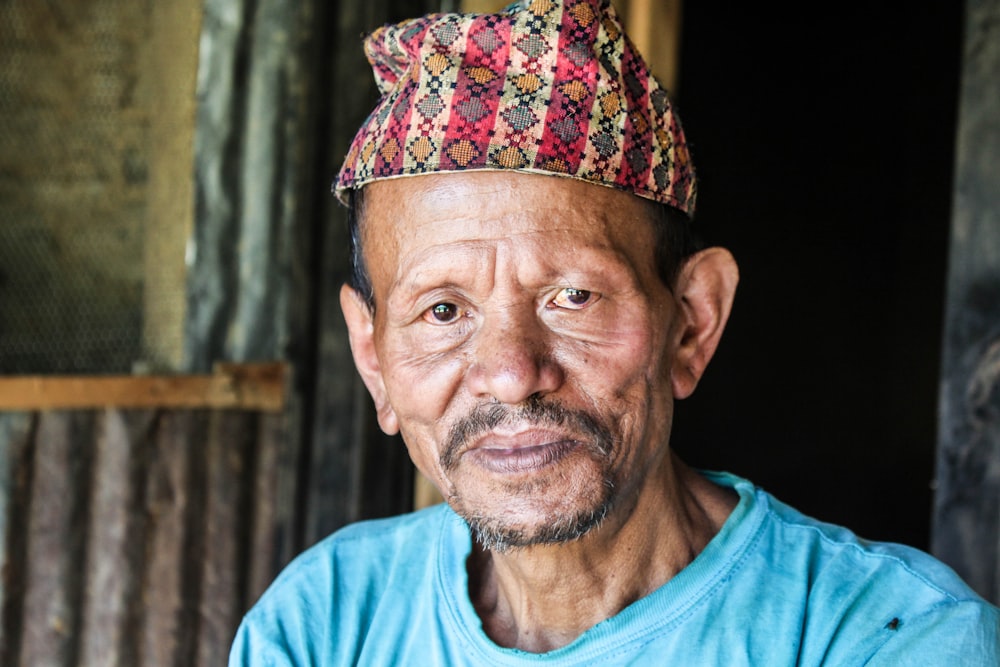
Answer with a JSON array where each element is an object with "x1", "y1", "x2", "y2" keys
[{"x1": 230, "y1": 0, "x2": 1000, "y2": 664}]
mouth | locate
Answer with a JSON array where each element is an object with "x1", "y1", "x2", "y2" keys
[
  {"x1": 462, "y1": 434, "x2": 584, "y2": 474},
  {"x1": 441, "y1": 398, "x2": 613, "y2": 475}
]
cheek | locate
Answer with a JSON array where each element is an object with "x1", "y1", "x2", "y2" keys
[
  {"x1": 558, "y1": 321, "x2": 664, "y2": 392},
  {"x1": 380, "y1": 347, "x2": 467, "y2": 487},
  {"x1": 380, "y1": 338, "x2": 467, "y2": 425}
]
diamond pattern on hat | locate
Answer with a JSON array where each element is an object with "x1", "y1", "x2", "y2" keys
[
  {"x1": 515, "y1": 33, "x2": 549, "y2": 59},
  {"x1": 502, "y1": 104, "x2": 539, "y2": 132},
  {"x1": 335, "y1": 0, "x2": 697, "y2": 217}
]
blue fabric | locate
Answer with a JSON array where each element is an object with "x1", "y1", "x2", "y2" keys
[{"x1": 230, "y1": 473, "x2": 1000, "y2": 665}]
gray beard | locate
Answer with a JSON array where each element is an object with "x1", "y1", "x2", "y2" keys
[
  {"x1": 442, "y1": 397, "x2": 617, "y2": 553},
  {"x1": 459, "y1": 483, "x2": 614, "y2": 553}
]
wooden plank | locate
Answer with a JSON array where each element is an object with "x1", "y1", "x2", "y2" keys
[
  {"x1": 196, "y1": 410, "x2": 255, "y2": 667},
  {"x1": 0, "y1": 412, "x2": 35, "y2": 666},
  {"x1": 359, "y1": 421, "x2": 415, "y2": 520},
  {"x1": 932, "y1": 0, "x2": 1000, "y2": 605},
  {"x1": 305, "y1": 0, "x2": 436, "y2": 551},
  {"x1": 78, "y1": 409, "x2": 156, "y2": 667},
  {"x1": 460, "y1": 0, "x2": 506, "y2": 11},
  {"x1": 139, "y1": 410, "x2": 206, "y2": 667},
  {"x1": 0, "y1": 362, "x2": 286, "y2": 412},
  {"x1": 246, "y1": 411, "x2": 296, "y2": 605},
  {"x1": 19, "y1": 411, "x2": 94, "y2": 667},
  {"x1": 143, "y1": 0, "x2": 202, "y2": 371}
]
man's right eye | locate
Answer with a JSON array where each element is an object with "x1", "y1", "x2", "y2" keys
[{"x1": 425, "y1": 302, "x2": 460, "y2": 323}]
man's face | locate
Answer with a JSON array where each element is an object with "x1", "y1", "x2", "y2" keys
[{"x1": 345, "y1": 171, "x2": 686, "y2": 550}]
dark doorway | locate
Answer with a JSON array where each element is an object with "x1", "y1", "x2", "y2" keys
[{"x1": 671, "y1": 4, "x2": 964, "y2": 549}]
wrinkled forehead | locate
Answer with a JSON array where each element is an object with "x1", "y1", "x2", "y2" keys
[
  {"x1": 355, "y1": 171, "x2": 662, "y2": 298},
  {"x1": 360, "y1": 171, "x2": 656, "y2": 255}
]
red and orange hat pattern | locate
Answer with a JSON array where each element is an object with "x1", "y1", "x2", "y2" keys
[{"x1": 335, "y1": 0, "x2": 697, "y2": 216}]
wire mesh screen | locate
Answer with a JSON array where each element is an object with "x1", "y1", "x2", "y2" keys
[{"x1": 0, "y1": 2, "x2": 194, "y2": 375}]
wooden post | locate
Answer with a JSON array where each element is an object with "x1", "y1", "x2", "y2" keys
[
  {"x1": 139, "y1": 410, "x2": 205, "y2": 667},
  {"x1": 196, "y1": 411, "x2": 255, "y2": 667},
  {"x1": 19, "y1": 412, "x2": 94, "y2": 667},
  {"x1": 616, "y1": 0, "x2": 683, "y2": 93},
  {"x1": 459, "y1": 0, "x2": 685, "y2": 93},
  {"x1": 932, "y1": 0, "x2": 1000, "y2": 605},
  {"x1": 78, "y1": 410, "x2": 156, "y2": 667},
  {"x1": 143, "y1": 0, "x2": 202, "y2": 371},
  {"x1": 306, "y1": 0, "x2": 436, "y2": 543}
]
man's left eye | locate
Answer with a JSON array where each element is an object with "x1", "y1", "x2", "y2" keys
[{"x1": 550, "y1": 288, "x2": 598, "y2": 310}]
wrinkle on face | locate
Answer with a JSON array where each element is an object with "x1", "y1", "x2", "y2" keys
[{"x1": 359, "y1": 171, "x2": 680, "y2": 548}]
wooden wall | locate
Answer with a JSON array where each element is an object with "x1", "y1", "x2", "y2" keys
[{"x1": 0, "y1": 368, "x2": 292, "y2": 667}]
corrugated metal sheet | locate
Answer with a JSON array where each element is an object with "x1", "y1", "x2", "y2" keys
[
  {"x1": 932, "y1": 0, "x2": 1000, "y2": 606},
  {"x1": 0, "y1": 407, "x2": 294, "y2": 667}
]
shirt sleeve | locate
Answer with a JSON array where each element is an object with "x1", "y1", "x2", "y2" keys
[
  {"x1": 228, "y1": 612, "x2": 301, "y2": 667},
  {"x1": 864, "y1": 599, "x2": 1000, "y2": 666},
  {"x1": 229, "y1": 619, "x2": 292, "y2": 667},
  {"x1": 225, "y1": 548, "x2": 334, "y2": 667}
]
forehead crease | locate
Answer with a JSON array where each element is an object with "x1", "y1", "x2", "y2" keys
[
  {"x1": 391, "y1": 231, "x2": 644, "y2": 305},
  {"x1": 397, "y1": 222, "x2": 623, "y2": 270},
  {"x1": 393, "y1": 241, "x2": 491, "y2": 288},
  {"x1": 362, "y1": 172, "x2": 657, "y2": 282}
]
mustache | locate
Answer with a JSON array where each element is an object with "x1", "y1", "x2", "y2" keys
[{"x1": 441, "y1": 396, "x2": 613, "y2": 470}]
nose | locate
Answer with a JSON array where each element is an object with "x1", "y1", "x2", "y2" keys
[{"x1": 466, "y1": 308, "x2": 565, "y2": 405}]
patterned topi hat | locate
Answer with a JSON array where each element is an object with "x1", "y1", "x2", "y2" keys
[{"x1": 334, "y1": 0, "x2": 697, "y2": 216}]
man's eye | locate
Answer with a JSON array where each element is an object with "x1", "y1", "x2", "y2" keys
[
  {"x1": 550, "y1": 288, "x2": 598, "y2": 310},
  {"x1": 425, "y1": 302, "x2": 461, "y2": 323}
]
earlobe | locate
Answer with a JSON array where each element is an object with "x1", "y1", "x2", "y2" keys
[
  {"x1": 339, "y1": 284, "x2": 400, "y2": 435},
  {"x1": 670, "y1": 247, "x2": 739, "y2": 399}
]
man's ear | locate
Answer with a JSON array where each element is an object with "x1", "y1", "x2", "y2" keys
[
  {"x1": 339, "y1": 284, "x2": 400, "y2": 435},
  {"x1": 670, "y1": 247, "x2": 739, "y2": 400}
]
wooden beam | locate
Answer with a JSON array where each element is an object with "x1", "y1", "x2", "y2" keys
[
  {"x1": 0, "y1": 363, "x2": 287, "y2": 412},
  {"x1": 143, "y1": 0, "x2": 201, "y2": 371}
]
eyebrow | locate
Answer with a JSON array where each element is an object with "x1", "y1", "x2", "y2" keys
[{"x1": 391, "y1": 241, "x2": 643, "y2": 304}]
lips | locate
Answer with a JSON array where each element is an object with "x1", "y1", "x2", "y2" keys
[
  {"x1": 462, "y1": 431, "x2": 583, "y2": 474},
  {"x1": 441, "y1": 399, "x2": 613, "y2": 474}
]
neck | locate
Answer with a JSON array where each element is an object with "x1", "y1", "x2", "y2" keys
[{"x1": 467, "y1": 455, "x2": 736, "y2": 653}]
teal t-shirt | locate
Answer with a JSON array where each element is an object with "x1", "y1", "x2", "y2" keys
[{"x1": 229, "y1": 473, "x2": 1000, "y2": 665}]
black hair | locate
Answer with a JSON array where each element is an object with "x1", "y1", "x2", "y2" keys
[
  {"x1": 646, "y1": 196, "x2": 702, "y2": 289},
  {"x1": 345, "y1": 185, "x2": 701, "y2": 309},
  {"x1": 346, "y1": 188, "x2": 374, "y2": 307}
]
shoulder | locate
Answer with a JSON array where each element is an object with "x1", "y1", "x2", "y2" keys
[
  {"x1": 229, "y1": 504, "x2": 453, "y2": 666},
  {"x1": 750, "y1": 484, "x2": 1000, "y2": 663},
  {"x1": 759, "y1": 489, "x2": 981, "y2": 605},
  {"x1": 267, "y1": 503, "x2": 447, "y2": 597},
  {"x1": 866, "y1": 596, "x2": 1000, "y2": 665}
]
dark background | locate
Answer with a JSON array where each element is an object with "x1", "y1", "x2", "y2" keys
[{"x1": 670, "y1": 4, "x2": 964, "y2": 549}]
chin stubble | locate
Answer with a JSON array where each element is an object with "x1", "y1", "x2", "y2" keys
[{"x1": 441, "y1": 397, "x2": 617, "y2": 553}]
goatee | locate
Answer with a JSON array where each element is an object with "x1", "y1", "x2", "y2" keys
[{"x1": 442, "y1": 397, "x2": 617, "y2": 553}]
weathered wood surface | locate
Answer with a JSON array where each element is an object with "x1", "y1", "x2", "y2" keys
[
  {"x1": 0, "y1": 363, "x2": 287, "y2": 411},
  {"x1": 198, "y1": 411, "x2": 255, "y2": 667},
  {"x1": 140, "y1": 410, "x2": 203, "y2": 667},
  {"x1": 304, "y1": 0, "x2": 435, "y2": 547},
  {"x1": 20, "y1": 412, "x2": 94, "y2": 667},
  {"x1": 0, "y1": 407, "x2": 291, "y2": 667},
  {"x1": 932, "y1": 0, "x2": 1000, "y2": 605},
  {"x1": 180, "y1": 0, "x2": 422, "y2": 558},
  {"x1": 78, "y1": 410, "x2": 155, "y2": 667},
  {"x1": 0, "y1": 412, "x2": 32, "y2": 658}
]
